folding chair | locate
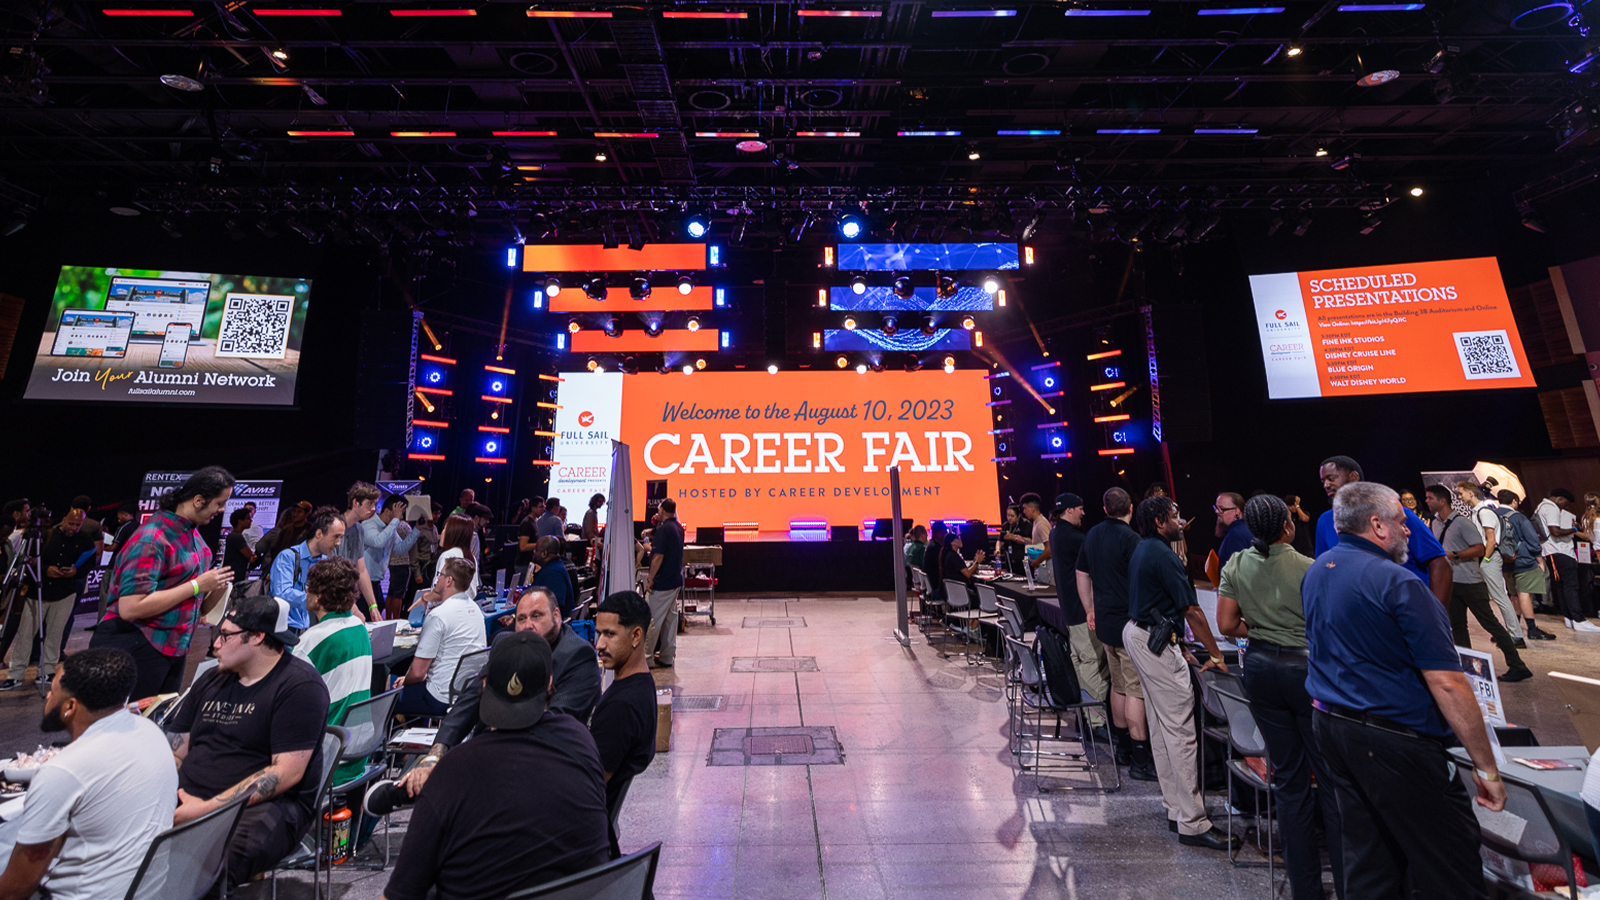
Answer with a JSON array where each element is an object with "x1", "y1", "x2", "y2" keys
[
  {"x1": 330, "y1": 688, "x2": 403, "y2": 868},
  {"x1": 994, "y1": 600, "x2": 1025, "y2": 704},
  {"x1": 1455, "y1": 759, "x2": 1583, "y2": 895},
  {"x1": 1195, "y1": 666, "x2": 1243, "y2": 802},
  {"x1": 448, "y1": 647, "x2": 492, "y2": 705},
  {"x1": 943, "y1": 579, "x2": 995, "y2": 662},
  {"x1": 1006, "y1": 635, "x2": 1120, "y2": 792},
  {"x1": 122, "y1": 794, "x2": 249, "y2": 900},
  {"x1": 506, "y1": 843, "x2": 662, "y2": 900},
  {"x1": 1213, "y1": 685, "x2": 1276, "y2": 884},
  {"x1": 270, "y1": 726, "x2": 348, "y2": 900},
  {"x1": 973, "y1": 582, "x2": 1007, "y2": 659}
]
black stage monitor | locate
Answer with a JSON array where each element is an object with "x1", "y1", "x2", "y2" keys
[
  {"x1": 871, "y1": 518, "x2": 912, "y2": 540},
  {"x1": 696, "y1": 526, "x2": 724, "y2": 544},
  {"x1": 830, "y1": 524, "x2": 859, "y2": 542}
]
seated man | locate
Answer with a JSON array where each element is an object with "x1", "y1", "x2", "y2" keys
[
  {"x1": 589, "y1": 591, "x2": 659, "y2": 858},
  {"x1": 366, "y1": 585, "x2": 600, "y2": 813},
  {"x1": 528, "y1": 536, "x2": 574, "y2": 618},
  {"x1": 380, "y1": 632, "x2": 610, "y2": 900},
  {"x1": 168, "y1": 596, "x2": 331, "y2": 885},
  {"x1": 394, "y1": 559, "x2": 487, "y2": 718},
  {"x1": 292, "y1": 556, "x2": 372, "y2": 783},
  {"x1": 0, "y1": 648, "x2": 177, "y2": 900}
]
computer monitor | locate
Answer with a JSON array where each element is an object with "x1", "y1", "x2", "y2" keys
[
  {"x1": 50, "y1": 309, "x2": 135, "y2": 358},
  {"x1": 104, "y1": 275, "x2": 210, "y2": 340}
]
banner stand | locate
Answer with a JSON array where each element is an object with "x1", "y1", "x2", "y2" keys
[{"x1": 890, "y1": 466, "x2": 910, "y2": 649}]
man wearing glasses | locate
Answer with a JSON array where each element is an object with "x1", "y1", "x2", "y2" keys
[
  {"x1": 165, "y1": 596, "x2": 330, "y2": 887},
  {"x1": 1214, "y1": 493, "x2": 1252, "y2": 567}
]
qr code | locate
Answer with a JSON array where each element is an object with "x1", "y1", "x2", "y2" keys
[
  {"x1": 215, "y1": 293, "x2": 294, "y2": 359},
  {"x1": 1453, "y1": 329, "x2": 1522, "y2": 381}
]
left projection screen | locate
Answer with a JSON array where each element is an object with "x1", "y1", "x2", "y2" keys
[
  {"x1": 545, "y1": 370, "x2": 1001, "y2": 531},
  {"x1": 24, "y1": 265, "x2": 312, "y2": 405}
]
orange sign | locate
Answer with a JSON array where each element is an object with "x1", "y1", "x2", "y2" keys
[
  {"x1": 548, "y1": 285, "x2": 715, "y2": 312},
  {"x1": 522, "y1": 243, "x2": 707, "y2": 273},
  {"x1": 547, "y1": 370, "x2": 1000, "y2": 529},
  {"x1": 569, "y1": 329, "x2": 718, "y2": 353},
  {"x1": 1249, "y1": 257, "x2": 1537, "y2": 398}
]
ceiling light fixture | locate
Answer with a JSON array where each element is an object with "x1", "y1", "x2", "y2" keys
[
  {"x1": 593, "y1": 149, "x2": 608, "y2": 162},
  {"x1": 1064, "y1": 8, "x2": 1152, "y2": 16},
  {"x1": 966, "y1": 145, "x2": 982, "y2": 160},
  {"x1": 856, "y1": 363, "x2": 869, "y2": 374},
  {"x1": 251, "y1": 8, "x2": 341, "y2": 15},
  {"x1": 630, "y1": 277, "x2": 652, "y2": 300},
  {"x1": 1285, "y1": 43, "x2": 1303, "y2": 56},
  {"x1": 685, "y1": 212, "x2": 710, "y2": 239},
  {"x1": 798, "y1": 9, "x2": 884, "y2": 16},
  {"x1": 492, "y1": 130, "x2": 558, "y2": 137},
  {"x1": 843, "y1": 316, "x2": 858, "y2": 330},
  {"x1": 1097, "y1": 128, "x2": 1161, "y2": 135},
  {"x1": 664, "y1": 10, "x2": 750, "y2": 18},
  {"x1": 686, "y1": 317, "x2": 702, "y2": 332},
  {"x1": 850, "y1": 275, "x2": 868, "y2": 295},
  {"x1": 899, "y1": 130, "x2": 962, "y2": 137},
  {"x1": 838, "y1": 212, "x2": 865, "y2": 239},
  {"x1": 584, "y1": 277, "x2": 608, "y2": 301},
  {"x1": 960, "y1": 316, "x2": 976, "y2": 330},
  {"x1": 545, "y1": 277, "x2": 563, "y2": 297},
  {"x1": 893, "y1": 276, "x2": 915, "y2": 299},
  {"x1": 527, "y1": 9, "x2": 614, "y2": 17},
  {"x1": 1409, "y1": 186, "x2": 1424, "y2": 197},
  {"x1": 882, "y1": 315, "x2": 899, "y2": 335},
  {"x1": 768, "y1": 363, "x2": 780, "y2": 374},
  {"x1": 567, "y1": 320, "x2": 581, "y2": 333},
  {"x1": 1197, "y1": 6, "x2": 1286, "y2": 14},
  {"x1": 390, "y1": 8, "x2": 477, "y2": 14},
  {"x1": 160, "y1": 73, "x2": 204, "y2": 91},
  {"x1": 677, "y1": 275, "x2": 695, "y2": 295},
  {"x1": 931, "y1": 8, "x2": 1016, "y2": 15},
  {"x1": 103, "y1": 8, "x2": 195, "y2": 15},
  {"x1": 836, "y1": 355, "x2": 849, "y2": 368},
  {"x1": 981, "y1": 274, "x2": 1000, "y2": 294},
  {"x1": 696, "y1": 358, "x2": 707, "y2": 370}
]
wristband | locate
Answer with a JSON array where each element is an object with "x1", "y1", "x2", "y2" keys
[
  {"x1": 190, "y1": 579, "x2": 201, "y2": 598},
  {"x1": 1475, "y1": 767, "x2": 1501, "y2": 782}
]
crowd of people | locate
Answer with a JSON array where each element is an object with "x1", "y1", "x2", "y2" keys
[
  {"x1": 0, "y1": 468, "x2": 663, "y2": 900},
  {"x1": 902, "y1": 454, "x2": 1598, "y2": 900}
]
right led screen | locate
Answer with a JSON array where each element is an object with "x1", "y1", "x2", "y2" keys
[{"x1": 1248, "y1": 256, "x2": 1537, "y2": 399}]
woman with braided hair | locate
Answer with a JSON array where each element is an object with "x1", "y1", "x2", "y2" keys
[{"x1": 1216, "y1": 494, "x2": 1343, "y2": 900}]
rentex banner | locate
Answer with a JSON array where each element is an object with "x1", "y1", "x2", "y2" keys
[
  {"x1": 1248, "y1": 256, "x2": 1537, "y2": 399},
  {"x1": 546, "y1": 370, "x2": 999, "y2": 530}
]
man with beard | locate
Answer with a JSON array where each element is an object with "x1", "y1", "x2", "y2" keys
[
  {"x1": 1304, "y1": 481, "x2": 1503, "y2": 900},
  {"x1": 0, "y1": 648, "x2": 176, "y2": 900},
  {"x1": 1313, "y1": 455, "x2": 1450, "y2": 606},
  {"x1": 589, "y1": 591, "x2": 658, "y2": 858}
]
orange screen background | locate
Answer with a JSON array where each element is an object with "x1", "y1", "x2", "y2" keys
[
  {"x1": 618, "y1": 370, "x2": 999, "y2": 529},
  {"x1": 1299, "y1": 257, "x2": 1536, "y2": 396}
]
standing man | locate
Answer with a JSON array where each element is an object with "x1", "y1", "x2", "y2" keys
[
  {"x1": 270, "y1": 507, "x2": 346, "y2": 632},
  {"x1": 1424, "y1": 486, "x2": 1531, "y2": 680},
  {"x1": 450, "y1": 489, "x2": 475, "y2": 518},
  {"x1": 2, "y1": 509, "x2": 92, "y2": 691},
  {"x1": 589, "y1": 591, "x2": 658, "y2": 858},
  {"x1": 363, "y1": 495, "x2": 421, "y2": 621},
  {"x1": 536, "y1": 499, "x2": 565, "y2": 539},
  {"x1": 1314, "y1": 456, "x2": 1451, "y2": 605},
  {"x1": 239, "y1": 502, "x2": 265, "y2": 549},
  {"x1": 1458, "y1": 482, "x2": 1527, "y2": 644},
  {"x1": 514, "y1": 498, "x2": 545, "y2": 587},
  {"x1": 1213, "y1": 492, "x2": 1251, "y2": 567},
  {"x1": 1019, "y1": 493, "x2": 1053, "y2": 585},
  {"x1": 223, "y1": 507, "x2": 257, "y2": 585},
  {"x1": 1049, "y1": 493, "x2": 1109, "y2": 727},
  {"x1": 643, "y1": 498, "x2": 684, "y2": 669},
  {"x1": 1122, "y1": 496, "x2": 1235, "y2": 850},
  {"x1": 67, "y1": 496, "x2": 105, "y2": 560},
  {"x1": 1076, "y1": 487, "x2": 1155, "y2": 781},
  {"x1": 336, "y1": 482, "x2": 385, "y2": 622},
  {"x1": 1536, "y1": 488, "x2": 1599, "y2": 631},
  {"x1": 1499, "y1": 490, "x2": 1555, "y2": 641},
  {"x1": 1304, "y1": 482, "x2": 1504, "y2": 900}
]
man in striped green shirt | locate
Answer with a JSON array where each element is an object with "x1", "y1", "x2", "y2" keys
[{"x1": 293, "y1": 557, "x2": 372, "y2": 783}]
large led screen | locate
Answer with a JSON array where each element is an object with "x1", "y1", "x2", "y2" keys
[
  {"x1": 546, "y1": 370, "x2": 1000, "y2": 530},
  {"x1": 24, "y1": 265, "x2": 311, "y2": 405},
  {"x1": 1248, "y1": 257, "x2": 1536, "y2": 399}
]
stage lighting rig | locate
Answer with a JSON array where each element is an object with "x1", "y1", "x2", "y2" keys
[
  {"x1": 768, "y1": 364, "x2": 779, "y2": 374},
  {"x1": 686, "y1": 317, "x2": 702, "y2": 332},
  {"x1": 682, "y1": 364, "x2": 695, "y2": 375},
  {"x1": 604, "y1": 317, "x2": 623, "y2": 337},
  {"x1": 856, "y1": 363, "x2": 869, "y2": 374},
  {"x1": 587, "y1": 358, "x2": 601, "y2": 372},
  {"x1": 677, "y1": 274, "x2": 695, "y2": 295},
  {"x1": 835, "y1": 354, "x2": 849, "y2": 369},
  {"x1": 936, "y1": 276, "x2": 958, "y2": 300},
  {"x1": 921, "y1": 316, "x2": 938, "y2": 336},
  {"x1": 838, "y1": 212, "x2": 865, "y2": 239},
  {"x1": 981, "y1": 274, "x2": 1001, "y2": 294},
  {"x1": 583, "y1": 276, "x2": 607, "y2": 300},
  {"x1": 630, "y1": 277, "x2": 651, "y2": 300},
  {"x1": 843, "y1": 316, "x2": 858, "y2": 331},
  {"x1": 543, "y1": 277, "x2": 563, "y2": 297},
  {"x1": 943, "y1": 356, "x2": 956, "y2": 373},
  {"x1": 566, "y1": 319, "x2": 581, "y2": 334},
  {"x1": 685, "y1": 212, "x2": 710, "y2": 239},
  {"x1": 893, "y1": 276, "x2": 915, "y2": 300},
  {"x1": 882, "y1": 315, "x2": 898, "y2": 336},
  {"x1": 696, "y1": 358, "x2": 707, "y2": 370},
  {"x1": 960, "y1": 316, "x2": 976, "y2": 331},
  {"x1": 644, "y1": 316, "x2": 664, "y2": 336},
  {"x1": 850, "y1": 275, "x2": 867, "y2": 295}
]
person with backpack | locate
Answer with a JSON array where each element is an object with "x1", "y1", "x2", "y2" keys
[
  {"x1": 1499, "y1": 490, "x2": 1556, "y2": 641},
  {"x1": 1458, "y1": 482, "x2": 1537, "y2": 645},
  {"x1": 269, "y1": 507, "x2": 348, "y2": 632}
]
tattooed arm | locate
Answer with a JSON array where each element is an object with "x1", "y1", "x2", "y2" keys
[
  {"x1": 172, "y1": 749, "x2": 314, "y2": 825},
  {"x1": 169, "y1": 731, "x2": 190, "y2": 769},
  {"x1": 0, "y1": 835, "x2": 66, "y2": 900}
]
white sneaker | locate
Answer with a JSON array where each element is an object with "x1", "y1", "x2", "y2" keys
[
  {"x1": 1575, "y1": 621, "x2": 1600, "y2": 633},
  {"x1": 1567, "y1": 619, "x2": 1577, "y2": 629}
]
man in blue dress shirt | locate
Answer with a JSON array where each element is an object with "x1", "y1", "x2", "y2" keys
[
  {"x1": 1304, "y1": 481, "x2": 1504, "y2": 900},
  {"x1": 271, "y1": 507, "x2": 346, "y2": 631},
  {"x1": 1314, "y1": 455, "x2": 1451, "y2": 605}
]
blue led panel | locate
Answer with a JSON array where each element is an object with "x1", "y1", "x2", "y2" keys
[
  {"x1": 824, "y1": 329, "x2": 972, "y2": 352},
  {"x1": 829, "y1": 285, "x2": 993, "y2": 311},
  {"x1": 835, "y1": 242, "x2": 1020, "y2": 271}
]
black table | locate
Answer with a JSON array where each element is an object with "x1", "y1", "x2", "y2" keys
[
  {"x1": 988, "y1": 578, "x2": 1063, "y2": 632},
  {"x1": 373, "y1": 645, "x2": 416, "y2": 696}
]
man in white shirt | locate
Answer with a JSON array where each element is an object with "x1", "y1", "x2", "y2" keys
[
  {"x1": 1457, "y1": 482, "x2": 1528, "y2": 644},
  {"x1": 394, "y1": 558, "x2": 487, "y2": 718},
  {"x1": 1536, "y1": 488, "x2": 1599, "y2": 631},
  {"x1": 1021, "y1": 492, "x2": 1053, "y2": 585},
  {"x1": 0, "y1": 647, "x2": 177, "y2": 900}
]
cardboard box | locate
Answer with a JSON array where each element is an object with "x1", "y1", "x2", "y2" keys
[{"x1": 656, "y1": 689, "x2": 673, "y2": 753}]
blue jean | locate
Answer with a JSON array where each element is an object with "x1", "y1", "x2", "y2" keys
[{"x1": 395, "y1": 682, "x2": 450, "y2": 718}]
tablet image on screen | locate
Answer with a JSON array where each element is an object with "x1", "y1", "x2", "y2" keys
[
  {"x1": 50, "y1": 309, "x2": 135, "y2": 358},
  {"x1": 105, "y1": 275, "x2": 210, "y2": 340}
]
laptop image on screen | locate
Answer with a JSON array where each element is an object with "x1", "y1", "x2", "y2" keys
[
  {"x1": 50, "y1": 308, "x2": 136, "y2": 358},
  {"x1": 104, "y1": 275, "x2": 211, "y2": 342}
]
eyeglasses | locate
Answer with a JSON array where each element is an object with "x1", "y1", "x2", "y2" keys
[
  {"x1": 1214, "y1": 505, "x2": 1239, "y2": 513},
  {"x1": 215, "y1": 627, "x2": 248, "y2": 644}
]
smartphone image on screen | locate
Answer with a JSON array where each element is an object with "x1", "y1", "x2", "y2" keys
[{"x1": 158, "y1": 322, "x2": 190, "y2": 368}]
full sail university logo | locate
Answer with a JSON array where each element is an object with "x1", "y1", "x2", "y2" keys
[
  {"x1": 1275, "y1": 310, "x2": 1287, "y2": 320},
  {"x1": 578, "y1": 411, "x2": 594, "y2": 427}
]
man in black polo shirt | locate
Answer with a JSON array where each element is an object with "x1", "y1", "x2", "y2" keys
[
  {"x1": 590, "y1": 591, "x2": 659, "y2": 858},
  {"x1": 643, "y1": 498, "x2": 684, "y2": 668},
  {"x1": 1049, "y1": 493, "x2": 1108, "y2": 730},
  {"x1": 381, "y1": 631, "x2": 610, "y2": 900},
  {"x1": 1074, "y1": 487, "x2": 1154, "y2": 781}
]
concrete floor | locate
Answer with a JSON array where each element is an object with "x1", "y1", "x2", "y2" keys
[{"x1": 1, "y1": 596, "x2": 1594, "y2": 900}]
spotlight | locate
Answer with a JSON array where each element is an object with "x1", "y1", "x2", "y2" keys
[
  {"x1": 695, "y1": 358, "x2": 707, "y2": 370},
  {"x1": 567, "y1": 319, "x2": 581, "y2": 334},
  {"x1": 682, "y1": 364, "x2": 694, "y2": 375},
  {"x1": 870, "y1": 359, "x2": 884, "y2": 372},
  {"x1": 893, "y1": 276, "x2": 915, "y2": 299},
  {"x1": 1286, "y1": 43, "x2": 1303, "y2": 57},
  {"x1": 966, "y1": 145, "x2": 981, "y2": 161},
  {"x1": 271, "y1": 48, "x2": 289, "y2": 62},
  {"x1": 1293, "y1": 214, "x2": 1313, "y2": 237},
  {"x1": 960, "y1": 316, "x2": 976, "y2": 330},
  {"x1": 604, "y1": 317, "x2": 622, "y2": 337},
  {"x1": 922, "y1": 316, "x2": 938, "y2": 336},
  {"x1": 587, "y1": 357, "x2": 600, "y2": 371},
  {"x1": 936, "y1": 276, "x2": 958, "y2": 299},
  {"x1": 835, "y1": 355, "x2": 849, "y2": 369},
  {"x1": 1314, "y1": 147, "x2": 1328, "y2": 157},
  {"x1": 768, "y1": 363, "x2": 779, "y2": 374},
  {"x1": 584, "y1": 276, "x2": 607, "y2": 300},
  {"x1": 843, "y1": 316, "x2": 858, "y2": 331},
  {"x1": 686, "y1": 317, "x2": 701, "y2": 332},
  {"x1": 160, "y1": 73, "x2": 204, "y2": 92},
  {"x1": 621, "y1": 355, "x2": 639, "y2": 375},
  {"x1": 491, "y1": 409, "x2": 500, "y2": 420},
  {"x1": 1409, "y1": 186, "x2": 1424, "y2": 197},
  {"x1": 677, "y1": 274, "x2": 695, "y2": 295},
  {"x1": 1519, "y1": 200, "x2": 1545, "y2": 233},
  {"x1": 850, "y1": 275, "x2": 867, "y2": 295},
  {"x1": 856, "y1": 363, "x2": 868, "y2": 374},
  {"x1": 981, "y1": 274, "x2": 1000, "y2": 294},
  {"x1": 685, "y1": 212, "x2": 710, "y2": 239},
  {"x1": 544, "y1": 277, "x2": 562, "y2": 297},
  {"x1": 943, "y1": 358, "x2": 956, "y2": 374},
  {"x1": 882, "y1": 315, "x2": 898, "y2": 336},
  {"x1": 630, "y1": 277, "x2": 651, "y2": 300},
  {"x1": 594, "y1": 149, "x2": 608, "y2": 162},
  {"x1": 645, "y1": 317, "x2": 664, "y2": 337},
  {"x1": 838, "y1": 212, "x2": 865, "y2": 239}
]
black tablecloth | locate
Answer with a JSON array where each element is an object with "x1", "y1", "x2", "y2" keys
[{"x1": 988, "y1": 579, "x2": 1063, "y2": 632}]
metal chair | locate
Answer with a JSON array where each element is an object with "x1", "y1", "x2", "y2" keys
[
  {"x1": 122, "y1": 794, "x2": 249, "y2": 900},
  {"x1": 330, "y1": 688, "x2": 403, "y2": 867},
  {"x1": 448, "y1": 647, "x2": 492, "y2": 705},
  {"x1": 943, "y1": 578, "x2": 994, "y2": 661},
  {"x1": 506, "y1": 842, "x2": 662, "y2": 900},
  {"x1": 270, "y1": 726, "x2": 349, "y2": 900},
  {"x1": 994, "y1": 600, "x2": 1025, "y2": 704},
  {"x1": 1195, "y1": 666, "x2": 1243, "y2": 802},
  {"x1": 973, "y1": 582, "x2": 1007, "y2": 657},
  {"x1": 1213, "y1": 685, "x2": 1277, "y2": 883},
  {"x1": 1454, "y1": 758, "x2": 1581, "y2": 894},
  {"x1": 1006, "y1": 635, "x2": 1120, "y2": 792}
]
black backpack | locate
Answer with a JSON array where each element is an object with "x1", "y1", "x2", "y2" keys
[{"x1": 1035, "y1": 624, "x2": 1084, "y2": 709}]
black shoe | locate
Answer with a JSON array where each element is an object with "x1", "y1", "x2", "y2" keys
[
  {"x1": 1513, "y1": 639, "x2": 1529, "y2": 649},
  {"x1": 1178, "y1": 827, "x2": 1241, "y2": 850},
  {"x1": 364, "y1": 780, "x2": 408, "y2": 818},
  {"x1": 1115, "y1": 745, "x2": 1133, "y2": 766},
  {"x1": 1087, "y1": 725, "x2": 1112, "y2": 744},
  {"x1": 1501, "y1": 667, "x2": 1534, "y2": 683},
  {"x1": 1529, "y1": 626, "x2": 1557, "y2": 641},
  {"x1": 0, "y1": 680, "x2": 19, "y2": 692},
  {"x1": 1129, "y1": 760, "x2": 1159, "y2": 782},
  {"x1": 1168, "y1": 819, "x2": 1178, "y2": 833}
]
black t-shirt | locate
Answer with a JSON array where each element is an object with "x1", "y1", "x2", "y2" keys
[
  {"x1": 1050, "y1": 521, "x2": 1088, "y2": 627},
  {"x1": 170, "y1": 652, "x2": 330, "y2": 815},
  {"x1": 223, "y1": 532, "x2": 253, "y2": 580},
  {"x1": 1127, "y1": 536, "x2": 1198, "y2": 626},
  {"x1": 384, "y1": 715, "x2": 610, "y2": 900},
  {"x1": 515, "y1": 517, "x2": 538, "y2": 568},
  {"x1": 589, "y1": 673, "x2": 657, "y2": 805},
  {"x1": 1075, "y1": 518, "x2": 1141, "y2": 647},
  {"x1": 940, "y1": 544, "x2": 972, "y2": 587},
  {"x1": 41, "y1": 527, "x2": 93, "y2": 602},
  {"x1": 650, "y1": 518, "x2": 684, "y2": 590}
]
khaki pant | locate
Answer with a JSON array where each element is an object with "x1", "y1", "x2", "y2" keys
[
  {"x1": 9, "y1": 594, "x2": 74, "y2": 681},
  {"x1": 1068, "y1": 623, "x2": 1109, "y2": 727},
  {"x1": 1123, "y1": 620, "x2": 1212, "y2": 836},
  {"x1": 1481, "y1": 554, "x2": 1522, "y2": 641},
  {"x1": 644, "y1": 587, "x2": 680, "y2": 666}
]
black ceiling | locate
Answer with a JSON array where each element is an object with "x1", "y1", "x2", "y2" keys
[{"x1": 1, "y1": 0, "x2": 1595, "y2": 242}]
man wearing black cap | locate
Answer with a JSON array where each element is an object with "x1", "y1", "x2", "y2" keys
[
  {"x1": 166, "y1": 595, "x2": 330, "y2": 885},
  {"x1": 381, "y1": 631, "x2": 610, "y2": 900},
  {"x1": 1050, "y1": 493, "x2": 1109, "y2": 730}
]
